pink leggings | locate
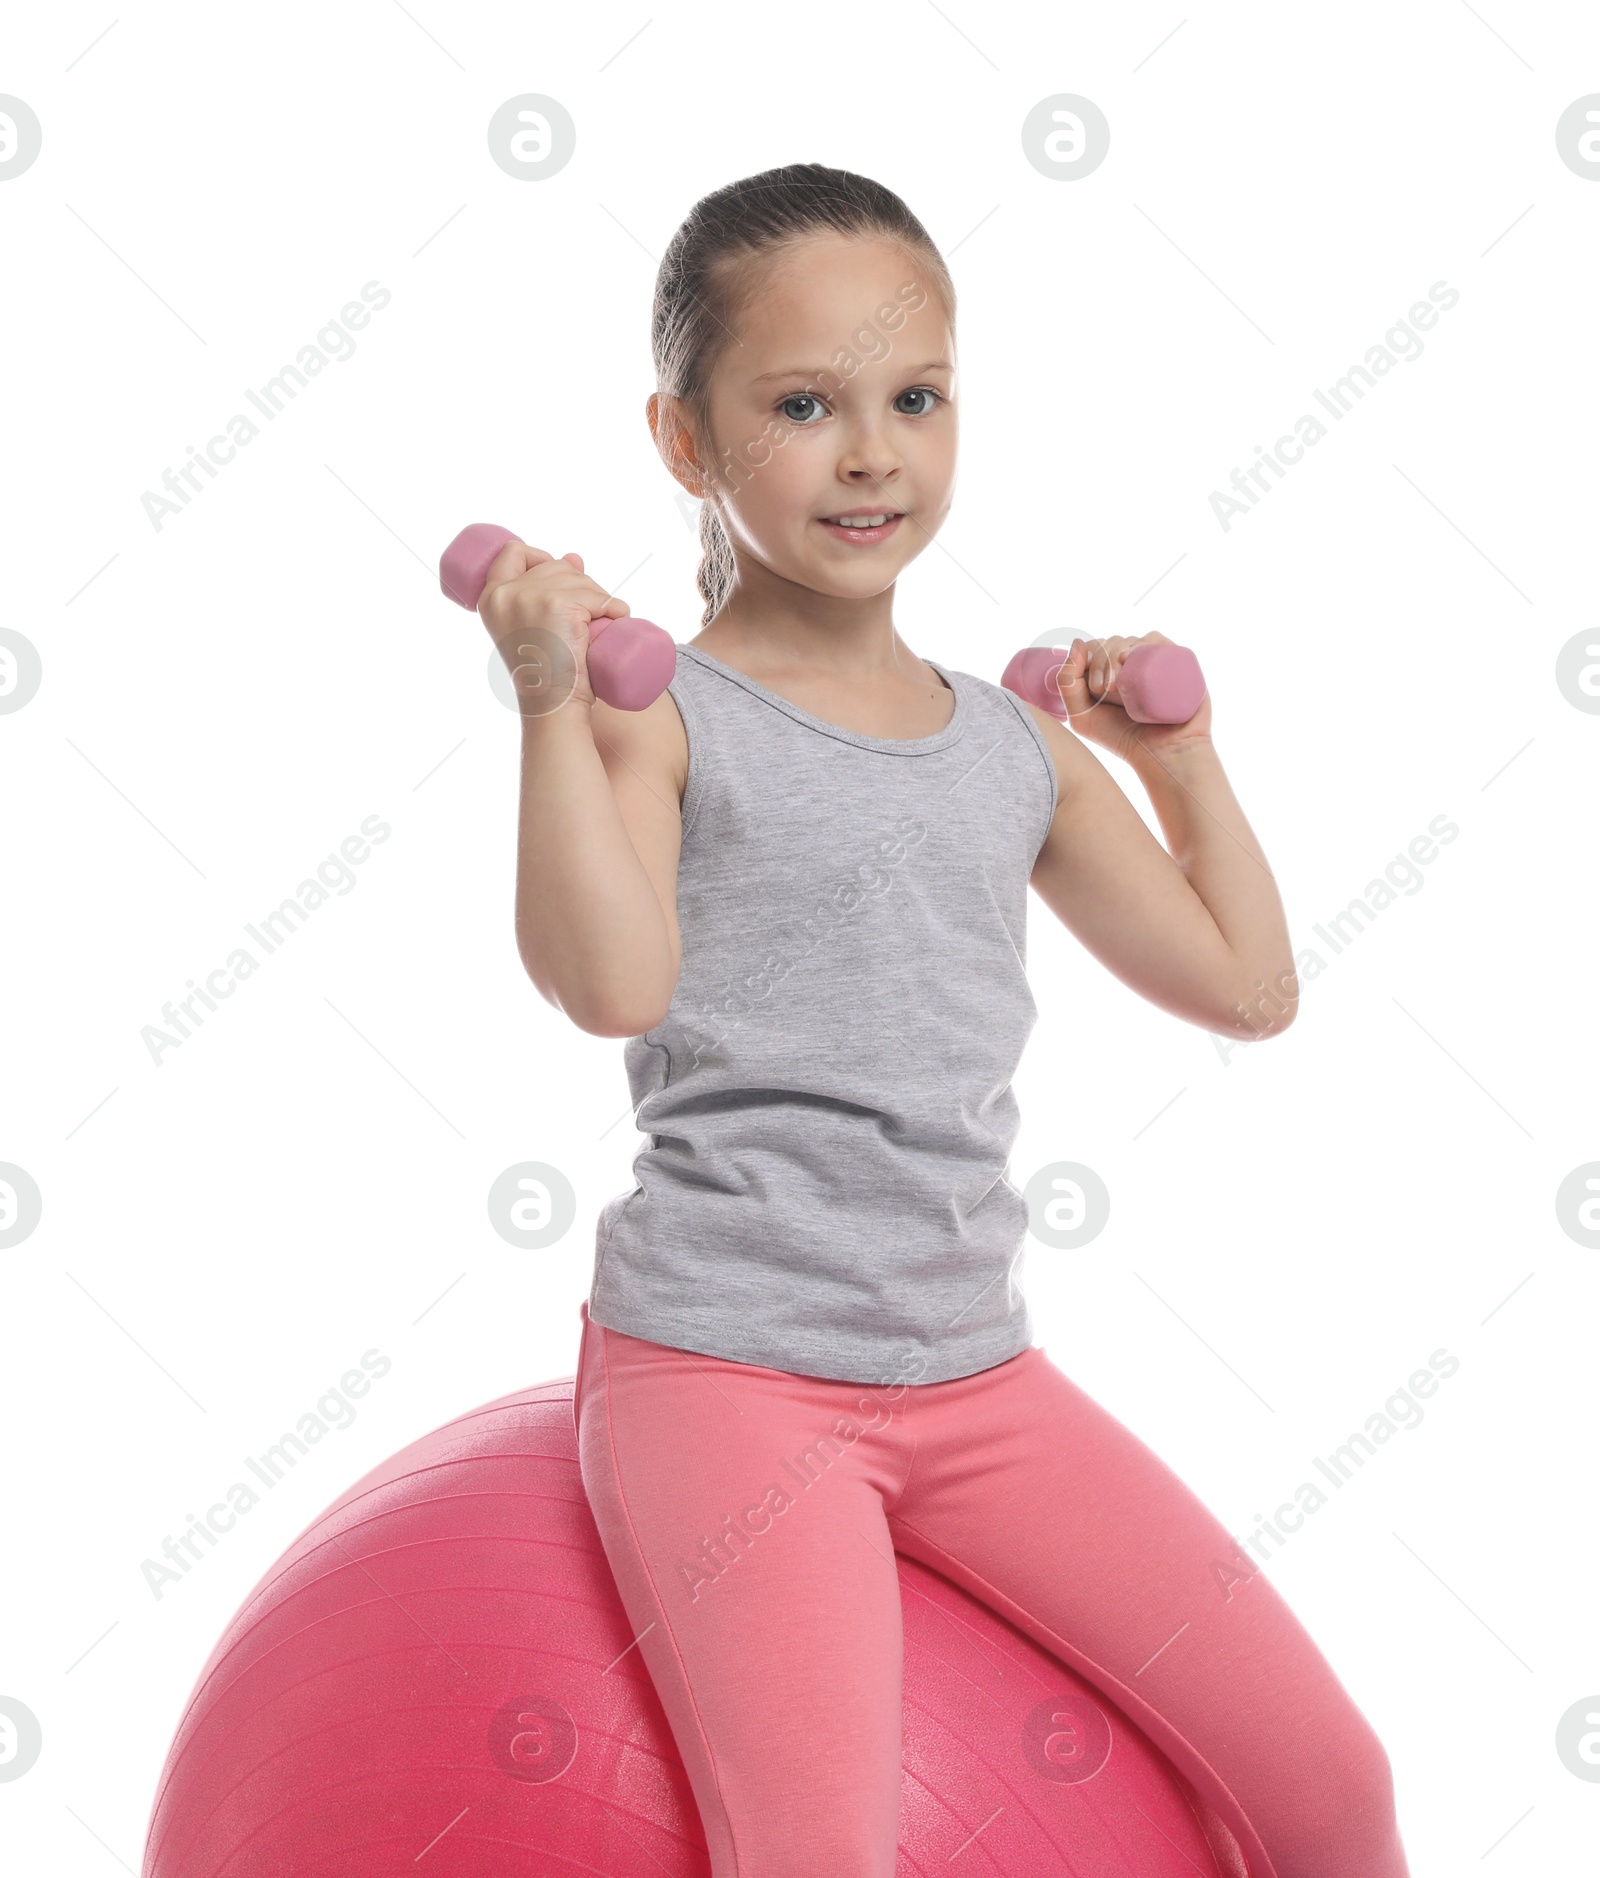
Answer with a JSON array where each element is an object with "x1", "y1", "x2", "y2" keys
[{"x1": 574, "y1": 1305, "x2": 1410, "y2": 1878}]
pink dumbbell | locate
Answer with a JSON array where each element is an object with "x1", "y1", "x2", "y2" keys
[
  {"x1": 440, "y1": 522, "x2": 677, "y2": 712},
  {"x1": 1001, "y1": 640, "x2": 1205, "y2": 725}
]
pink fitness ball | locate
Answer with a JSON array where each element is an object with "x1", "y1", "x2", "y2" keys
[{"x1": 141, "y1": 1377, "x2": 1238, "y2": 1877}]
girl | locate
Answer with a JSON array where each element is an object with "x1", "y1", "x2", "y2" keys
[{"x1": 482, "y1": 164, "x2": 1410, "y2": 1878}]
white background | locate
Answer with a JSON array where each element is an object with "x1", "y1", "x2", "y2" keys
[{"x1": 2, "y1": 4, "x2": 1596, "y2": 1873}]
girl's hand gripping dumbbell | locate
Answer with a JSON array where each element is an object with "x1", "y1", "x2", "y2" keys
[
  {"x1": 440, "y1": 522, "x2": 677, "y2": 713},
  {"x1": 1001, "y1": 636, "x2": 1206, "y2": 726}
]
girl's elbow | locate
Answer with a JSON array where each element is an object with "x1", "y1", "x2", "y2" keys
[
  {"x1": 578, "y1": 1001, "x2": 668, "y2": 1040},
  {"x1": 537, "y1": 965, "x2": 675, "y2": 1039},
  {"x1": 1215, "y1": 975, "x2": 1299, "y2": 1039},
  {"x1": 547, "y1": 982, "x2": 666, "y2": 1039}
]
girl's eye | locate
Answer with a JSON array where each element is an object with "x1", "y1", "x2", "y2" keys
[{"x1": 779, "y1": 387, "x2": 944, "y2": 422}]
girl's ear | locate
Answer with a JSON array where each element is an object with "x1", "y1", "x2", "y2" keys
[{"x1": 647, "y1": 391, "x2": 712, "y2": 499}]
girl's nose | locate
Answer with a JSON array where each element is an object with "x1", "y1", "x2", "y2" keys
[
  {"x1": 835, "y1": 426, "x2": 902, "y2": 490},
  {"x1": 837, "y1": 439, "x2": 901, "y2": 492}
]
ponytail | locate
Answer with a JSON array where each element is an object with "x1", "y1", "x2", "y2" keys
[{"x1": 696, "y1": 499, "x2": 737, "y2": 627}]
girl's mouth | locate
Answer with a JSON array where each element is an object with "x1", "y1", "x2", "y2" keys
[{"x1": 817, "y1": 511, "x2": 904, "y2": 544}]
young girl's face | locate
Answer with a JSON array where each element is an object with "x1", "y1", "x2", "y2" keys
[{"x1": 693, "y1": 232, "x2": 956, "y2": 603}]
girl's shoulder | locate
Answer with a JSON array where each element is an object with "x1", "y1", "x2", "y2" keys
[{"x1": 933, "y1": 658, "x2": 1060, "y2": 773}]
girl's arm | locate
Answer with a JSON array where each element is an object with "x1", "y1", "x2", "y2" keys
[
  {"x1": 513, "y1": 697, "x2": 687, "y2": 1039},
  {"x1": 1023, "y1": 703, "x2": 1297, "y2": 1041},
  {"x1": 476, "y1": 541, "x2": 686, "y2": 1039}
]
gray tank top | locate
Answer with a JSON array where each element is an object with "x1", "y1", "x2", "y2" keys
[{"x1": 588, "y1": 642, "x2": 1058, "y2": 1385}]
